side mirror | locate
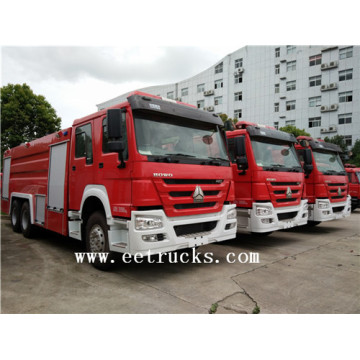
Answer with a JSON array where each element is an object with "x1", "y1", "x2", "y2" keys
[
  {"x1": 107, "y1": 109, "x2": 125, "y2": 152},
  {"x1": 303, "y1": 148, "x2": 313, "y2": 175},
  {"x1": 234, "y1": 136, "x2": 248, "y2": 171}
]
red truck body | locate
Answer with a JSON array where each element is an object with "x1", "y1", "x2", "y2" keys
[
  {"x1": 1, "y1": 92, "x2": 236, "y2": 266},
  {"x1": 295, "y1": 136, "x2": 351, "y2": 223},
  {"x1": 226, "y1": 121, "x2": 308, "y2": 233},
  {"x1": 344, "y1": 164, "x2": 360, "y2": 211}
]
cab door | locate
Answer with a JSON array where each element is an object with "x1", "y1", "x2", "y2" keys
[{"x1": 69, "y1": 122, "x2": 95, "y2": 210}]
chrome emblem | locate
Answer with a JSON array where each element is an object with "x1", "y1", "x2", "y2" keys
[
  {"x1": 338, "y1": 187, "x2": 341, "y2": 196},
  {"x1": 193, "y1": 185, "x2": 204, "y2": 203},
  {"x1": 286, "y1": 187, "x2": 292, "y2": 199}
]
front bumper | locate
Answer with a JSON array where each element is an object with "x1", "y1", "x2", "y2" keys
[
  {"x1": 237, "y1": 200, "x2": 309, "y2": 233},
  {"x1": 108, "y1": 204, "x2": 237, "y2": 256},
  {"x1": 309, "y1": 195, "x2": 351, "y2": 222}
]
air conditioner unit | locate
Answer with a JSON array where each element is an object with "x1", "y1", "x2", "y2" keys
[
  {"x1": 320, "y1": 84, "x2": 328, "y2": 91},
  {"x1": 320, "y1": 105, "x2": 328, "y2": 112},
  {"x1": 237, "y1": 67, "x2": 244, "y2": 73},
  {"x1": 175, "y1": 97, "x2": 181, "y2": 101},
  {"x1": 330, "y1": 104, "x2": 338, "y2": 111},
  {"x1": 321, "y1": 63, "x2": 328, "y2": 70},
  {"x1": 329, "y1": 60, "x2": 338, "y2": 68},
  {"x1": 204, "y1": 90, "x2": 214, "y2": 96},
  {"x1": 329, "y1": 82, "x2": 338, "y2": 89},
  {"x1": 207, "y1": 106, "x2": 214, "y2": 112},
  {"x1": 329, "y1": 125, "x2": 337, "y2": 132},
  {"x1": 320, "y1": 128, "x2": 328, "y2": 133}
]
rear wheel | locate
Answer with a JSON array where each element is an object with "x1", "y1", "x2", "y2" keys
[
  {"x1": 85, "y1": 212, "x2": 115, "y2": 271},
  {"x1": 20, "y1": 201, "x2": 35, "y2": 238},
  {"x1": 11, "y1": 199, "x2": 22, "y2": 233}
]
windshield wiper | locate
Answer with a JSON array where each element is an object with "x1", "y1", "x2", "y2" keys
[
  {"x1": 288, "y1": 166, "x2": 302, "y2": 172},
  {"x1": 208, "y1": 156, "x2": 230, "y2": 162},
  {"x1": 322, "y1": 170, "x2": 338, "y2": 175},
  {"x1": 263, "y1": 164, "x2": 284, "y2": 171},
  {"x1": 165, "y1": 153, "x2": 196, "y2": 158}
]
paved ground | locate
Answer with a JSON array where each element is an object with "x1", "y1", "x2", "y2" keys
[{"x1": 1, "y1": 211, "x2": 359, "y2": 314}]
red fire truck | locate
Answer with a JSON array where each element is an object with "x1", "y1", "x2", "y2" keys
[
  {"x1": 1, "y1": 92, "x2": 237, "y2": 269},
  {"x1": 295, "y1": 136, "x2": 351, "y2": 225},
  {"x1": 225, "y1": 121, "x2": 308, "y2": 234},
  {"x1": 344, "y1": 164, "x2": 360, "y2": 211}
]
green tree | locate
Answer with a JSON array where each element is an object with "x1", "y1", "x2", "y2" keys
[
  {"x1": 348, "y1": 139, "x2": 360, "y2": 166},
  {"x1": 279, "y1": 125, "x2": 310, "y2": 138},
  {"x1": 1, "y1": 83, "x2": 61, "y2": 160},
  {"x1": 323, "y1": 135, "x2": 348, "y2": 152}
]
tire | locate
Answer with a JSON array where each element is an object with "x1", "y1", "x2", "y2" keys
[
  {"x1": 20, "y1": 201, "x2": 35, "y2": 238},
  {"x1": 85, "y1": 212, "x2": 114, "y2": 271},
  {"x1": 251, "y1": 231, "x2": 273, "y2": 236},
  {"x1": 11, "y1": 199, "x2": 22, "y2": 233},
  {"x1": 307, "y1": 221, "x2": 321, "y2": 227}
]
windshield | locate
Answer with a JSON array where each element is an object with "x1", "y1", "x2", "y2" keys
[
  {"x1": 134, "y1": 112, "x2": 229, "y2": 165},
  {"x1": 251, "y1": 139, "x2": 302, "y2": 171},
  {"x1": 313, "y1": 151, "x2": 345, "y2": 175},
  {"x1": 357, "y1": 172, "x2": 360, "y2": 183}
]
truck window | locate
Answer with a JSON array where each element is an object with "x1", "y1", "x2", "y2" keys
[
  {"x1": 102, "y1": 112, "x2": 128, "y2": 160},
  {"x1": 75, "y1": 123, "x2": 93, "y2": 164}
]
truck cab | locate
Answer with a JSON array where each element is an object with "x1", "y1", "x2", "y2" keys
[
  {"x1": 295, "y1": 136, "x2": 351, "y2": 224},
  {"x1": 344, "y1": 164, "x2": 360, "y2": 211},
  {"x1": 226, "y1": 121, "x2": 308, "y2": 234}
]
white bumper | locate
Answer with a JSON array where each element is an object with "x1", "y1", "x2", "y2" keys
[
  {"x1": 237, "y1": 200, "x2": 309, "y2": 233},
  {"x1": 108, "y1": 204, "x2": 237, "y2": 256},
  {"x1": 309, "y1": 195, "x2": 351, "y2": 222}
]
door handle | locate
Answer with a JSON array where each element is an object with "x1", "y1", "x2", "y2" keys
[
  {"x1": 99, "y1": 163, "x2": 104, "y2": 169},
  {"x1": 72, "y1": 166, "x2": 76, "y2": 171}
]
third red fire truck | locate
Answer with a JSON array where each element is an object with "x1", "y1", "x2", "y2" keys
[{"x1": 344, "y1": 164, "x2": 360, "y2": 211}]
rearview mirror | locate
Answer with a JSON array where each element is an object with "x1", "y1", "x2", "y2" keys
[
  {"x1": 303, "y1": 148, "x2": 313, "y2": 175},
  {"x1": 234, "y1": 136, "x2": 248, "y2": 172}
]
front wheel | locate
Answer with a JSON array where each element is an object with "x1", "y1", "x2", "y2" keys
[
  {"x1": 306, "y1": 221, "x2": 321, "y2": 227},
  {"x1": 11, "y1": 199, "x2": 22, "y2": 233},
  {"x1": 85, "y1": 212, "x2": 115, "y2": 271}
]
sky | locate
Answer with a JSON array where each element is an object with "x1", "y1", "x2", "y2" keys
[{"x1": 2, "y1": 46, "x2": 238, "y2": 128}]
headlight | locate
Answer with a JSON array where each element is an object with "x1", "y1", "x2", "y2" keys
[
  {"x1": 255, "y1": 205, "x2": 273, "y2": 216},
  {"x1": 318, "y1": 201, "x2": 330, "y2": 209},
  {"x1": 227, "y1": 208, "x2": 237, "y2": 220},
  {"x1": 135, "y1": 216, "x2": 163, "y2": 230}
]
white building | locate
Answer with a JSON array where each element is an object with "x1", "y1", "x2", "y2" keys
[{"x1": 97, "y1": 45, "x2": 360, "y2": 148}]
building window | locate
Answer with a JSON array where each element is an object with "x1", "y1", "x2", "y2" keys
[
  {"x1": 235, "y1": 58, "x2": 243, "y2": 68},
  {"x1": 309, "y1": 96, "x2": 321, "y2": 107},
  {"x1": 181, "y1": 88, "x2": 188, "y2": 97},
  {"x1": 274, "y1": 121, "x2": 279, "y2": 130},
  {"x1": 214, "y1": 79, "x2": 223, "y2": 89},
  {"x1": 286, "y1": 100, "x2": 296, "y2": 111},
  {"x1": 339, "y1": 46, "x2": 353, "y2": 59},
  {"x1": 309, "y1": 54, "x2": 322, "y2": 66},
  {"x1": 235, "y1": 73, "x2": 243, "y2": 84},
  {"x1": 339, "y1": 69, "x2": 353, "y2": 81},
  {"x1": 197, "y1": 100, "x2": 204, "y2": 109},
  {"x1": 344, "y1": 135, "x2": 352, "y2": 147},
  {"x1": 275, "y1": 83, "x2": 280, "y2": 93},
  {"x1": 234, "y1": 109, "x2": 242, "y2": 119},
  {"x1": 309, "y1": 75, "x2": 321, "y2": 87},
  {"x1": 286, "y1": 60, "x2": 296, "y2": 72},
  {"x1": 274, "y1": 103, "x2": 279, "y2": 112},
  {"x1": 287, "y1": 45, "x2": 296, "y2": 54},
  {"x1": 339, "y1": 91, "x2": 353, "y2": 103},
  {"x1": 275, "y1": 47, "x2": 280, "y2": 58},
  {"x1": 338, "y1": 113, "x2": 352, "y2": 125},
  {"x1": 234, "y1": 91, "x2": 242, "y2": 101},
  {"x1": 215, "y1": 62, "x2": 223, "y2": 74},
  {"x1": 309, "y1": 117, "x2": 321, "y2": 128},
  {"x1": 286, "y1": 80, "x2": 296, "y2": 91},
  {"x1": 285, "y1": 120, "x2": 295, "y2": 126},
  {"x1": 197, "y1": 83, "x2": 205, "y2": 93},
  {"x1": 214, "y1": 96, "x2": 222, "y2": 106},
  {"x1": 275, "y1": 64, "x2": 280, "y2": 74},
  {"x1": 167, "y1": 91, "x2": 174, "y2": 99}
]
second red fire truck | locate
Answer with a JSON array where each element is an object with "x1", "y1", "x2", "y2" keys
[{"x1": 344, "y1": 164, "x2": 360, "y2": 211}]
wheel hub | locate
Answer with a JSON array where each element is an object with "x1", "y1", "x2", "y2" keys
[{"x1": 89, "y1": 225, "x2": 106, "y2": 252}]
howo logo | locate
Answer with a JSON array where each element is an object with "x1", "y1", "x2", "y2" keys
[
  {"x1": 193, "y1": 185, "x2": 204, "y2": 203},
  {"x1": 286, "y1": 187, "x2": 292, "y2": 199},
  {"x1": 338, "y1": 187, "x2": 342, "y2": 196}
]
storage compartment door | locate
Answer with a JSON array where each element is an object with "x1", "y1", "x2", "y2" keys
[
  {"x1": 2, "y1": 157, "x2": 11, "y2": 199},
  {"x1": 48, "y1": 142, "x2": 67, "y2": 211}
]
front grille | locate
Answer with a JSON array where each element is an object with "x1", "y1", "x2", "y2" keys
[
  {"x1": 274, "y1": 190, "x2": 299, "y2": 195},
  {"x1": 333, "y1": 206, "x2": 344, "y2": 213},
  {"x1": 331, "y1": 196, "x2": 345, "y2": 200},
  {"x1": 174, "y1": 221, "x2": 217, "y2": 237},
  {"x1": 174, "y1": 202, "x2": 216, "y2": 210},
  {"x1": 170, "y1": 190, "x2": 219, "y2": 197},
  {"x1": 329, "y1": 189, "x2": 345, "y2": 193},
  {"x1": 278, "y1": 211, "x2": 298, "y2": 221},
  {"x1": 164, "y1": 179, "x2": 223, "y2": 185},
  {"x1": 276, "y1": 198, "x2": 297, "y2": 203},
  {"x1": 327, "y1": 183, "x2": 346, "y2": 187},
  {"x1": 271, "y1": 182, "x2": 300, "y2": 186}
]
